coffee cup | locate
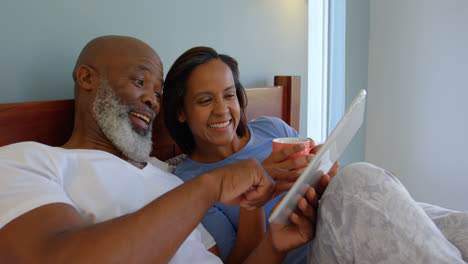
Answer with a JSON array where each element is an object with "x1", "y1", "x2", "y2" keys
[{"x1": 272, "y1": 137, "x2": 313, "y2": 169}]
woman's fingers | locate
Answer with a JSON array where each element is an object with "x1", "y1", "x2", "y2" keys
[
  {"x1": 265, "y1": 167, "x2": 300, "y2": 182},
  {"x1": 310, "y1": 144, "x2": 322, "y2": 154},
  {"x1": 327, "y1": 161, "x2": 340, "y2": 178},
  {"x1": 265, "y1": 143, "x2": 307, "y2": 165},
  {"x1": 298, "y1": 188, "x2": 317, "y2": 217},
  {"x1": 314, "y1": 173, "x2": 330, "y2": 198}
]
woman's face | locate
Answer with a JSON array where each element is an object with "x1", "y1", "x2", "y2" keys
[{"x1": 179, "y1": 59, "x2": 241, "y2": 150}]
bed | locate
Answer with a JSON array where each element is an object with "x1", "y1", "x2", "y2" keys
[{"x1": 0, "y1": 75, "x2": 300, "y2": 161}]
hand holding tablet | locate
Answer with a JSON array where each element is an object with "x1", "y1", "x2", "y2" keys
[{"x1": 269, "y1": 90, "x2": 367, "y2": 224}]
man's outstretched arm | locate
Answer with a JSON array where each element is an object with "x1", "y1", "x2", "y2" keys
[{"x1": 0, "y1": 158, "x2": 275, "y2": 264}]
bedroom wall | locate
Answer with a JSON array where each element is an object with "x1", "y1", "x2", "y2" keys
[
  {"x1": 366, "y1": 0, "x2": 468, "y2": 210},
  {"x1": 336, "y1": 0, "x2": 369, "y2": 166},
  {"x1": 0, "y1": 0, "x2": 309, "y2": 136}
]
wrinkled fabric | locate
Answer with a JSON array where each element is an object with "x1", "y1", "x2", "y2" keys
[
  {"x1": 419, "y1": 202, "x2": 468, "y2": 261},
  {"x1": 308, "y1": 162, "x2": 467, "y2": 264}
]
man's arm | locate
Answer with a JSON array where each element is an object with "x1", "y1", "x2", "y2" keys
[{"x1": 0, "y1": 158, "x2": 275, "y2": 264}]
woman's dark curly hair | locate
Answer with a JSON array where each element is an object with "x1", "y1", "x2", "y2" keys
[{"x1": 162, "y1": 47, "x2": 248, "y2": 155}]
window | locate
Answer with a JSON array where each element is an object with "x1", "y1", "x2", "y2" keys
[
  {"x1": 327, "y1": 0, "x2": 346, "y2": 135},
  {"x1": 307, "y1": 0, "x2": 329, "y2": 143}
]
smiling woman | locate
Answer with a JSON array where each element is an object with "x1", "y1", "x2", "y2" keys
[
  {"x1": 163, "y1": 47, "x2": 249, "y2": 159},
  {"x1": 162, "y1": 46, "x2": 312, "y2": 263},
  {"x1": 177, "y1": 59, "x2": 245, "y2": 162}
]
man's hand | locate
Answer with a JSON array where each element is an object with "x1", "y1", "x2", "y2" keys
[
  {"x1": 209, "y1": 158, "x2": 276, "y2": 210},
  {"x1": 263, "y1": 167, "x2": 300, "y2": 197}
]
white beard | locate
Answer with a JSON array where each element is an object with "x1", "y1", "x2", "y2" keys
[{"x1": 93, "y1": 80, "x2": 153, "y2": 162}]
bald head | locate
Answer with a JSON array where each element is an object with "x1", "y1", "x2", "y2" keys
[
  {"x1": 66, "y1": 35, "x2": 164, "y2": 158},
  {"x1": 71, "y1": 35, "x2": 164, "y2": 130},
  {"x1": 72, "y1": 35, "x2": 162, "y2": 82}
]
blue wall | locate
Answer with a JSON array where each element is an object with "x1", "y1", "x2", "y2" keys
[
  {"x1": 329, "y1": 0, "x2": 369, "y2": 166},
  {"x1": 0, "y1": 0, "x2": 310, "y2": 135}
]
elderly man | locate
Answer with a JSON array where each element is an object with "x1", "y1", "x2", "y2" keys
[{"x1": 0, "y1": 36, "x2": 317, "y2": 263}]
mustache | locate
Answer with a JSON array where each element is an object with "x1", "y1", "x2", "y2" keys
[
  {"x1": 121, "y1": 106, "x2": 156, "y2": 123},
  {"x1": 139, "y1": 108, "x2": 156, "y2": 120}
]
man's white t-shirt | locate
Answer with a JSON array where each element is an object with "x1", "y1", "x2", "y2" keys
[{"x1": 0, "y1": 142, "x2": 220, "y2": 264}]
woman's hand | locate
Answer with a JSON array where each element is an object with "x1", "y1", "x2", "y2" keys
[
  {"x1": 309, "y1": 144, "x2": 340, "y2": 198},
  {"x1": 263, "y1": 140, "x2": 315, "y2": 171},
  {"x1": 310, "y1": 144, "x2": 339, "y2": 178},
  {"x1": 262, "y1": 138, "x2": 340, "y2": 198},
  {"x1": 268, "y1": 186, "x2": 318, "y2": 252},
  {"x1": 262, "y1": 140, "x2": 314, "y2": 195},
  {"x1": 242, "y1": 186, "x2": 318, "y2": 264}
]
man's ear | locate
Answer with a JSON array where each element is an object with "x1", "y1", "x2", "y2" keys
[
  {"x1": 75, "y1": 65, "x2": 99, "y2": 92},
  {"x1": 177, "y1": 109, "x2": 186, "y2": 123}
]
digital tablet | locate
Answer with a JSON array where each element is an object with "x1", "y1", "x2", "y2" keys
[{"x1": 268, "y1": 89, "x2": 367, "y2": 224}]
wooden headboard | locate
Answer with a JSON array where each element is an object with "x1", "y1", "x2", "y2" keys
[{"x1": 0, "y1": 75, "x2": 300, "y2": 161}]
